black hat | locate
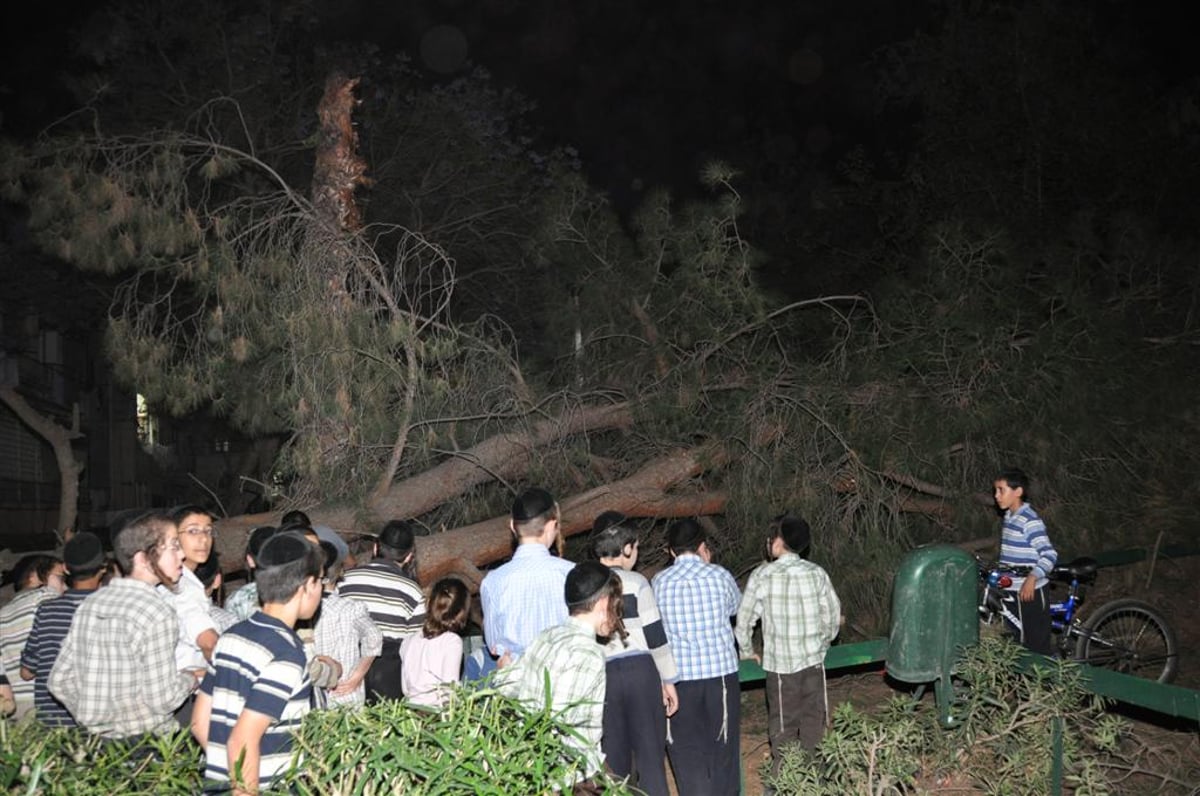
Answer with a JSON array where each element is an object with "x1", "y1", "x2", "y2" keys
[
  {"x1": 776, "y1": 515, "x2": 811, "y2": 553},
  {"x1": 565, "y1": 560, "x2": 614, "y2": 607},
  {"x1": 63, "y1": 532, "x2": 106, "y2": 573},
  {"x1": 512, "y1": 487, "x2": 556, "y2": 522},
  {"x1": 378, "y1": 520, "x2": 416, "y2": 552},
  {"x1": 592, "y1": 510, "x2": 627, "y2": 534},
  {"x1": 257, "y1": 531, "x2": 313, "y2": 568}
]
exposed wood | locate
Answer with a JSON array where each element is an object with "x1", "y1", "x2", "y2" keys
[
  {"x1": 212, "y1": 400, "x2": 637, "y2": 568},
  {"x1": 414, "y1": 443, "x2": 729, "y2": 584}
]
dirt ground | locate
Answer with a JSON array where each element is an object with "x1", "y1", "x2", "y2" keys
[{"x1": 724, "y1": 554, "x2": 1200, "y2": 795}]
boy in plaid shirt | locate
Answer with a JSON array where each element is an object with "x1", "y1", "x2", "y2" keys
[
  {"x1": 652, "y1": 519, "x2": 741, "y2": 796},
  {"x1": 736, "y1": 514, "x2": 841, "y2": 772},
  {"x1": 499, "y1": 561, "x2": 626, "y2": 785}
]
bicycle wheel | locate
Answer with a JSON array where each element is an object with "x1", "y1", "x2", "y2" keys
[{"x1": 1074, "y1": 598, "x2": 1178, "y2": 683}]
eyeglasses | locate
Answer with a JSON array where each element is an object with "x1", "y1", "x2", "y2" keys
[
  {"x1": 160, "y1": 540, "x2": 184, "y2": 552},
  {"x1": 182, "y1": 527, "x2": 217, "y2": 538}
]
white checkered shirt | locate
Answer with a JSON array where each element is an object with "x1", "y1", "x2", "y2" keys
[
  {"x1": 498, "y1": 616, "x2": 607, "y2": 778},
  {"x1": 735, "y1": 553, "x2": 840, "y2": 673},
  {"x1": 314, "y1": 591, "x2": 384, "y2": 706},
  {"x1": 48, "y1": 579, "x2": 195, "y2": 738}
]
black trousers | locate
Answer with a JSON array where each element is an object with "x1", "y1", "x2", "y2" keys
[
  {"x1": 1001, "y1": 584, "x2": 1054, "y2": 656},
  {"x1": 666, "y1": 672, "x2": 741, "y2": 796},
  {"x1": 365, "y1": 638, "x2": 404, "y2": 704},
  {"x1": 602, "y1": 654, "x2": 669, "y2": 796},
  {"x1": 765, "y1": 664, "x2": 826, "y2": 773}
]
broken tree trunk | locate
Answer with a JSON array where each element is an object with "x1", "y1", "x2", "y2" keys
[
  {"x1": 213, "y1": 437, "x2": 725, "y2": 586},
  {"x1": 417, "y1": 443, "x2": 729, "y2": 587},
  {"x1": 212, "y1": 400, "x2": 640, "y2": 571}
]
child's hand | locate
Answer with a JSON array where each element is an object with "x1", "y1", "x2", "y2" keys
[
  {"x1": 662, "y1": 683, "x2": 679, "y2": 717},
  {"x1": 1019, "y1": 576, "x2": 1037, "y2": 602},
  {"x1": 331, "y1": 671, "x2": 364, "y2": 696}
]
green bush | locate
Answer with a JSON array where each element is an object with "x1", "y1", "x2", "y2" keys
[
  {"x1": 763, "y1": 637, "x2": 1180, "y2": 796},
  {"x1": 1, "y1": 687, "x2": 633, "y2": 795}
]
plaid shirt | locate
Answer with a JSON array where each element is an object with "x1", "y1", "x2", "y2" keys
[
  {"x1": 313, "y1": 591, "x2": 383, "y2": 707},
  {"x1": 48, "y1": 579, "x2": 195, "y2": 738},
  {"x1": 0, "y1": 587, "x2": 55, "y2": 719},
  {"x1": 499, "y1": 617, "x2": 607, "y2": 778},
  {"x1": 735, "y1": 553, "x2": 841, "y2": 674},
  {"x1": 652, "y1": 554, "x2": 741, "y2": 681}
]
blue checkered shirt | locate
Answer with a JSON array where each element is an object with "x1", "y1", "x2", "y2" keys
[
  {"x1": 651, "y1": 554, "x2": 741, "y2": 681},
  {"x1": 480, "y1": 543, "x2": 575, "y2": 659}
]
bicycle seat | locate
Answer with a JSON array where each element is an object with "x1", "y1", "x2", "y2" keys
[{"x1": 1050, "y1": 556, "x2": 1098, "y2": 583}]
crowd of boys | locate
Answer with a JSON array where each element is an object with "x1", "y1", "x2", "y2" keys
[{"x1": 0, "y1": 467, "x2": 1052, "y2": 795}]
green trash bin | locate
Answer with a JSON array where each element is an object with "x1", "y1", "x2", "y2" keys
[{"x1": 887, "y1": 544, "x2": 979, "y2": 725}]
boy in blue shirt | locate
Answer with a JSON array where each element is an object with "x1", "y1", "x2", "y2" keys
[
  {"x1": 994, "y1": 467, "x2": 1058, "y2": 655},
  {"x1": 191, "y1": 531, "x2": 324, "y2": 794}
]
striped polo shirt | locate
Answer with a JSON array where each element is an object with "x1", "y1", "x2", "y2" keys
[
  {"x1": 338, "y1": 560, "x2": 426, "y2": 641},
  {"x1": 20, "y1": 588, "x2": 95, "y2": 727},
  {"x1": 200, "y1": 612, "x2": 312, "y2": 789}
]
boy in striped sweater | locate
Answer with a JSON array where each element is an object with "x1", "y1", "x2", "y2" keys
[
  {"x1": 192, "y1": 531, "x2": 324, "y2": 794},
  {"x1": 993, "y1": 467, "x2": 1058, "y2": 655}
]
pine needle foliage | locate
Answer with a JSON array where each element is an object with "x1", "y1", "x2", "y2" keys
[{"x1": 2, "y1": 132, "x2": 529, "y2": 508}]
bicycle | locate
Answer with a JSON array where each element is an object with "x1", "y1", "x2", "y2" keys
[{"x1": 977, "y1": 556, "x2": 1179, "y2": 683}]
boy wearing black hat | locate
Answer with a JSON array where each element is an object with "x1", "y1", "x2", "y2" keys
[
  {"x1": 20, "y1": 532, "x2": 107, "y2": 727},
  {"x1": 499, "y1": 560, "x2": 625, "y2": 784},
  {"x1": 338, "y1": 519, "x2": 426, "y2": 702},
  {"x1": 652, "y1": 519, "x2": 742, "y2": 796},
  {"x1": 735, "y1": 514, "x2": 841, "y2": 773},
  {"x1": 480, "y1": 487, "x2": 575, "y2": 664},
  {"x1": 226, "y1": 525, "x2": 279, "y2": 622},
  {"x1": 191, "y1": 531, "x2": 324, "y2": 794}
]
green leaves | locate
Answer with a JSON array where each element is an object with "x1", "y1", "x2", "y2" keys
[
  {"x1": 762, "y1": 637, "x2": 1166, "y2": 796},
  {"x1": 0, "y1": 687, "x2": 633, "y2": 794}
]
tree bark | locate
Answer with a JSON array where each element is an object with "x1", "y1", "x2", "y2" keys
[
  {"x1": 0, "y1": 386, "x2": 83, "y2": 538},
  {"x1": 414, "y1": 442, "x2": 729, "y2": 584},
  {"x1": 213, "y1": 400, "x2": 638, "y2": 567}
]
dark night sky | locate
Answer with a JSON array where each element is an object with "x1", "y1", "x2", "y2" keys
[{"x1": 2, "y1": 1, "x2": 1195, "y2": 209}]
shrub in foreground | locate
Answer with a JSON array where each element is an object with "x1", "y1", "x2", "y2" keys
[
  {"x1": 763, "y1": 637, "x2": 1169, "y2": 796},
  {"x1": 1, "y1": 686, "x2": 633, "y2": 794}
]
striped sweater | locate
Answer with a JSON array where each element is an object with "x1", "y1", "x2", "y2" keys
[{"x1": 999, "y1": 503, "x2": 1058, "y2": 589}]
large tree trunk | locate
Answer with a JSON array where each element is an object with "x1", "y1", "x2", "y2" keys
[
  {"x1": 0, "y1": 386, "x2": 83, "y2": 539},
  {"x1": 212, "y1": 401, "x2": 640, "y2": 570},
  {"x1": 416, "y1": 443, "x2": 729, "y2": 587}
]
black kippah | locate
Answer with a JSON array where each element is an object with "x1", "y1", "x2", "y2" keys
[
  {"x1": 512, "y1": 487, "x2": 556, "y2": 522},
  {"x1": 257, "y1": 531, "x2": 312, "y2": 568},
  {"x1": 565, "y1": 560, "x2": 612, "y2": 606},
  {"x1": 592, "y1": 510, "x2": 627, "y2": 534},
  {"x1": 63, "y1": 532, "x2": 106, "y2": 572},
  {"x1": 378, "y1": 520, "x2": 416, "y2": 552}
]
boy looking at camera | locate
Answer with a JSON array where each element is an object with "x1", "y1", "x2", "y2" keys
[{"x1": 993, "y1": 467, "x2": 1058, "y2": 656}]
